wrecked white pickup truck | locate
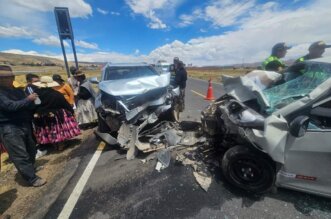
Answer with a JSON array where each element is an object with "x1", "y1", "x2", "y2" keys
[
  {"x1": 91, "y1": 63, "x2": 181, "y2": 159},
  {"x1": 202, "y1": 57, "x2": 331, "y2": 198}
]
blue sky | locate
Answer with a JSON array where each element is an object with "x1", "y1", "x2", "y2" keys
[{"x1": 0, "y1": 0, "x2": 330, "y2": 65}]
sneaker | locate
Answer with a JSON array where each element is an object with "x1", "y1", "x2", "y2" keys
[
  {"x1": 35, "y1": 149, "x2": 47, "y2": 159},
  {"x1": 32, "y1": 177, "x2": 47, "y2": 187}
]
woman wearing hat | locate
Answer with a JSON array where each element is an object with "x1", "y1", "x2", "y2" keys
[
  {"x1": 32, "y1": 76, "x2": 81, "y2": 150},
  {"x1": 52, "y1": 74, "x2": 75, "y2": 106},
  {"x1": 74, "y1": 70, "x2": 98, "y2": 128}
]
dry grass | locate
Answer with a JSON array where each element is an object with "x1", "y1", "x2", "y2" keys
[
  {"x1": 187, "y1": 67, "x2": 252, "y2": 82},
  {"x1": 11, "y1": 65, "x2": 254, "y2": 87}
]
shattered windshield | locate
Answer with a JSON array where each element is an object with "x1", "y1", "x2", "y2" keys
[
  {"x1": 104, "y1": 66, "x2": 159, "y2": 80},
  {"x1": 262, "y1": 62, "x2": 331, "y2": 113}
]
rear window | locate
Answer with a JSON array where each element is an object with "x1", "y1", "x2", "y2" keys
[{"x1": 104, "y1": 66, "x2": 159, "y2": 80}]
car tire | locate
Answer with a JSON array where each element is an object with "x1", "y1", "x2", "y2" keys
[
  {"x1": 97, "y1": 114, "x2": 110, "y2": 133},
  {"x1": 222, "y1": 145, "x2": 275, "y2": 193}
]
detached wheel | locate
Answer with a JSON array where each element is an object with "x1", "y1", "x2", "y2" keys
[{"x1": 222, "y1": 145, "x2": 275, "y2": 193}]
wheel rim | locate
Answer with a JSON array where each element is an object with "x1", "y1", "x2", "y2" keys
[{"x1": 231, "y1": 158, "x2": 265, "y2": 186}]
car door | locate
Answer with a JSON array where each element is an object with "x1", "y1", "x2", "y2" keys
[{"x1": 277, "y1": 100, "x2": 331, "y2": 197}]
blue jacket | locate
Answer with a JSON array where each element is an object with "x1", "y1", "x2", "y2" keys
[{"x1": 0, "y1": 86, "x2": 34, "y2": 124}]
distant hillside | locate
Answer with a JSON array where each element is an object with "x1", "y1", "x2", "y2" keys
[{"x1": 0, "y1": 52, "x2": 64, "y2": 66}]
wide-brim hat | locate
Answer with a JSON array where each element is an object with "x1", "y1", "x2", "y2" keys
[
  {"x1": 73, "y1": 70, "x2": 85, "y2": 77},
  {"x1": 13, "y1": 81, "x2": 25, "y2": 88},
  {"x1": 33, "y1": 76, "x2": 59, "y2": 88},
  {"x1": 0, "y1": 65, "x2": 14, "y2": 77}
]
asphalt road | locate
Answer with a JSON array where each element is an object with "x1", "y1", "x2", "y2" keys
[{"x1": 29, "y1": 78, "x2": 331, "y2": 219}]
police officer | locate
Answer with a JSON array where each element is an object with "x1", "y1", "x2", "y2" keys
[
  {"x1": 295, "y1": 41, "x2": 331, "y2": 63},
  {"x1": 262, "y1": 42, "x2": 291, "y2": 72}
]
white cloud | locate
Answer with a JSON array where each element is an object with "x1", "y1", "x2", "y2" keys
[
  {"x1": 33, "y1": 35, "x2": 69, "y2": 47},
  {"x1": 75, "y1": 40, "x2": 99, "y2": 50},
  {"x1": 0, "y1": 25, "x2": 33, "y2": 37},
  {"x1": 97, "y1": 8, "x2": 109, "y2": 15},
  {"x1": 2, "y1": 0, "x2": 331, "y2": 66},
  {"x1": 179, "y1": 0, "x2": 255, "y2": 28},
  {"x1": 9, "y1": 0, "x2": 92, "y2": 18},
  {"x1": 150, "y1": 0, "x2": 331, "y2": 65},
  {"x1": 1, "y1": 49, "x2": 148, "y2": 64},
  {"x1": 125, "y1": 0, "x2": 175, "y2": 29},
  {"x1": 110, "y1": 11, "x2": 120, "y2": 16},
  {"x1": 1, "y1": 49, "x2": 58, "y2": 58},
  {"x1": 205, "y1": 0, "x2": 255, "y2": 27}
]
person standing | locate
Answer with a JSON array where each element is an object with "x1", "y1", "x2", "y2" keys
[
  {"x1": 262, "y1": 42, "x2": 291, "y2": 72},
  {"x1": 52, "y1": 74, "x2": 75, "y2": 106},
  {"x1": 24, "y1": 73, "x2": 40, "y2": 95},
  {"x1": 32, "y1": 76, "x2": 81, "y2": 150},
  {"x1": 74, "y1": 70, "x2": 98, "y2": 128},
  {"x1": 67, "y1": 66, "x2": 80, "y2": 97},
  {"x1": 295, "y1": 41, "x2": 331, "y2": 63},
  {"x1": 0, "y1": 65, "x2": 46, "y2": 187},
  {"x1": 175, "y1": 61, "x2": 188, "y2": 112}
]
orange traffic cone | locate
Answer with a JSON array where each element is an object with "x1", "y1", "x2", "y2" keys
[{"x1": 205, "y1": 78, "x2": 215, "y2": 101}]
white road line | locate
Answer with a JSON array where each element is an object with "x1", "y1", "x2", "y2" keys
[
  {"x1": 190, "y1": 90, "x2": 206, "y2": 98},
  {"x1": 57, "y1": 142, "x2": 106, "y2": 219}
]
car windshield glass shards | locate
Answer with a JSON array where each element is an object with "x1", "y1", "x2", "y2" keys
[{"x1": 263, "y1": 62, "x2": 331, "y2": 113}]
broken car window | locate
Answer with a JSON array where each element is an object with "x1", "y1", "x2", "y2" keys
[{"x1": 262, "y1": 62, "x2": 331, "y2": 113}]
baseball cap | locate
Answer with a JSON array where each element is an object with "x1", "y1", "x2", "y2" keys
[
  {"x1": 272, "y1": 42, "x2": 291, "y2": 53},
  {"x1": 309, "y1": 41, "x2": 331, "y2": 50}
]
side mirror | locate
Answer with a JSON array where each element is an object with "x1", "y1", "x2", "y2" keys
[
  {"x1": 89, "y1": 77, "x2": 99, "y2": 84},
  {"x1": 289, "y1": 116, "x2": 309, "y2": 137}
]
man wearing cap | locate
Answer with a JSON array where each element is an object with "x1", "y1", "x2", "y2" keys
[
  {"x1": 262, "y1": 42, "x2": 291, "y2": 72},
  {"x1": 0, "y1": 65, "x2": 46, "y2": 187},
  {"x1": 295, "y1": 41, "x2": 331, "y2": 63}
]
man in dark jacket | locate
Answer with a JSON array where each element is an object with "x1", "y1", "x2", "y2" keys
[
  {"x1": 174, "y1": 61, "x2": 188, "y2": 111},
  {"x1": 0, "y1": 65, "x2": 46, "y2": 187}
]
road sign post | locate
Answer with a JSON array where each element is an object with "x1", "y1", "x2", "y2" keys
[{"x1": 54, "y1": 7, "x2": 78, "y2": 77}]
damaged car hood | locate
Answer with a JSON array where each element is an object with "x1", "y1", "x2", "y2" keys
[{"x1": 99, "y1": 73, "x2": 170, "y2": 96}]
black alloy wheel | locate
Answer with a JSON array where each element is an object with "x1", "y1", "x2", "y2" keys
[{"x1": 222, "y1": 145, "x2": 275, "y2": 193}]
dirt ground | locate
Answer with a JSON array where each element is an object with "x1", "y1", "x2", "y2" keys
[{"x1": 0, "y1": 129, "x2": 94, "y2": 219}]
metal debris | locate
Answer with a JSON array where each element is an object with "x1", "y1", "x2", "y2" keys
[{"x1": 193, "y1": 171, "x2": 212, "y2": 192}]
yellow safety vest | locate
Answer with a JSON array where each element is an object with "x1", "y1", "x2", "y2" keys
[{"x1": 261, "y1": 55, "x2": 284, "y2": 70}]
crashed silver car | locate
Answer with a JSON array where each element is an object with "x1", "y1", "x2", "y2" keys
[
  {"x1": 202, "y1": 57, "x2": 331, "y2": 198},
  {"x1": 91, "y1": 63, "x2": 181, "y2": 159}
]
